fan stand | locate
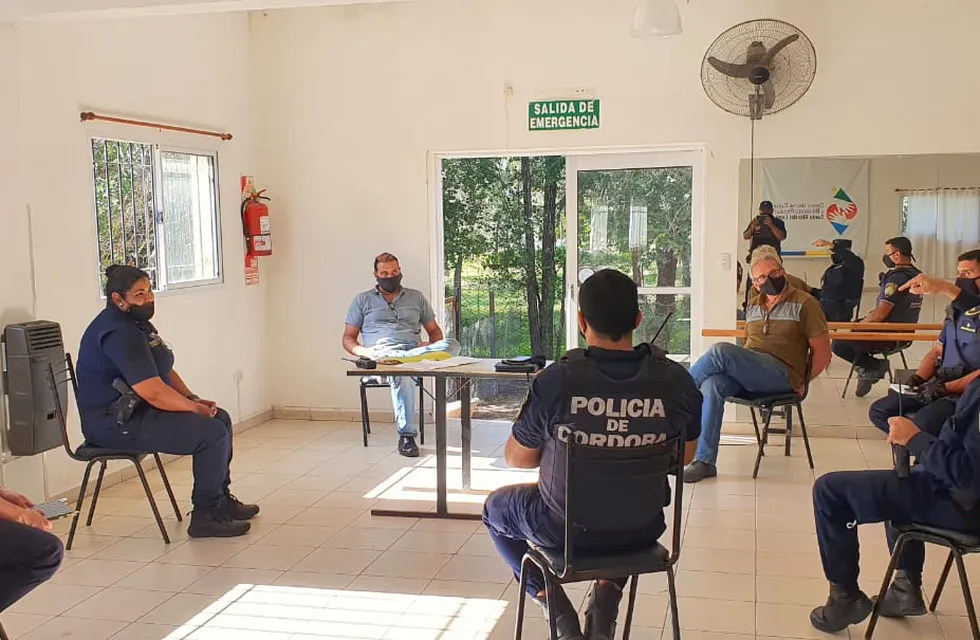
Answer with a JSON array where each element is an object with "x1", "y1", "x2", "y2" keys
[{"x1": 743, "y1": 85, "x2": 765, "y2": 312}]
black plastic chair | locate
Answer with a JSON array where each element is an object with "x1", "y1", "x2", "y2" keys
[
  {"x1": 359, "y1": 376, "x2": 427, "y2": 447},
  {"x1": 46, "y1": 354, "x2": 182, "y2": 549},
  {"x1": 841, "y1": 342, "x2": 911, "y2": 398},
  {"x1": 514, "y1": 438, "x2": 685, "y2": 640},
  {"x1": 866, "y1": 523, "x2": 980, "y2": 639},
  {"x1": 727, "y1": 356, "x2": 814, "y2": 479}
]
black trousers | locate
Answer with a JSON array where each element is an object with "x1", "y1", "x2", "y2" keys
[
  {"x1": 813, "y1": 469, "x2": 978, "y2": 590},
  {"x1": 0, "y1": 520, "x2": 63, "y2": 613},
  {"x1": 87, "y1": 407, "x2": 234, "y2": 510},
  {"x1": 821, "y1": 298, "x2": 856, "y2": 323},
  {"x1": 869, "y1": 391, "x2": 958, "y2": 437},
  {"x1": 832, "y1": 340, "x2": 898, "y2": 371}
]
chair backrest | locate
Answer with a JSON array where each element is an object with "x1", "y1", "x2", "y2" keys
[
  {"x1": 560, "y1": 436, "x2": 684, "y2": 571},
  {"x1": 798, "y1": 351, "x2": 815, "y2": 401},
  {"x1": 45, "y1": 353, "x2": 81, "y2": 461}
]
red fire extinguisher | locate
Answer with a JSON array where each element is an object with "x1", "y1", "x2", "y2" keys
[{"x1": 241, "y1": 189, "x2": 272, "y2": 256}]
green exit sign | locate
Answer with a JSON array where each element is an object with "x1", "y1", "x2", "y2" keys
[{"x1": 528, "y1": 99, "x2": 600, "y2": 131}]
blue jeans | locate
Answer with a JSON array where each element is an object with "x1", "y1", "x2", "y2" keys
[
  {"x1": 689, "y1": 342, "x2": 792, "y2": 465},
  {"x1": 368, "y1": 338, "x2": 461, "y2": 437}
]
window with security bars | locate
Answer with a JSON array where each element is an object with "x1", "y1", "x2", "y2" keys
[{"x1": 91, "y1": 138, "x2": 222, "y2": 293}]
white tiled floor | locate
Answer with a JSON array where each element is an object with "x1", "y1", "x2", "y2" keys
[{"x1": 4, "y1": 375, "x2": 975, "y2": 639}]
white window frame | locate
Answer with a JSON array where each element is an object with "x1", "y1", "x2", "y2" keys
[{"x1": 88, "y1": 135, "x2": 224, "y2": 297}]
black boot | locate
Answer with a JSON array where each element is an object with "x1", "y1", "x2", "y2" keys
[
  {"x1": 398, "y1": 436, "x2": 420, "y2": 458},
  {"x1": 873, "y1": 570, "x2": 927, "y2": 618},
  {"x1": 216, "y1": 493, "x2": 260, "y2": 521},
  {"x1": 809, "y1": 583, "x2": 873, "y2": 633},
  {"x1": 583, "y1": 581, "x2": 623, "y2": 640},
  {"x1": 187, "y1": 509, "x2": 251, "y2": 539},
  {"x1": 535, "y1": 586, "x2": 585, "y2": 640}
]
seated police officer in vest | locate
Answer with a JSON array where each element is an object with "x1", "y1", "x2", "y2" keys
[
  {"x1": 76, "y1": 266, "x2": 258, "y2": 539},
  {"x1": 0, "y1": 486, "x2": 63, "y2": 616},
  {"x1": 809, "y1": 378, "x2": 980, "y2": 632},
  {"x1": 832, "y1": 237, "x2": 923, "y2": 397},
  {"x1": 482, "y1": 269, "x2": 701, "y2": 640},
  {"x1": 343, "y1": 252, "x2": 460, "y2": 458},
  {"x1": 684, "y1": 249, "x2": 832, "y2": 483},
  {"x1": 868, "y1": 252, "x2": 980, "y2": 439},
  {"x1": 811, "y1": 238, "x2": 866, "y2": 322}
]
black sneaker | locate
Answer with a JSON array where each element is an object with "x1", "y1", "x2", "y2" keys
[
  {"x1": 398, "y1": 436, "x2": 420, "y2": 458},
  {"x1": 187, "y1": 509, "x2": 251, "y2": 539},
  {"x1": 583, "y1": 581, "x2": 622, "y2": 640},
  {"x1": 855, "y1": 363, "x2": 886, "y2": 398},
  {"x1": 535, "y1": 586, "x2": 585, "y2": 640},
  {"x1": 809, "y1": 584, "x2": 873, "y2": 633},
  {"x1": 872, "y1": 570, "x2": 927, "y2": 618},
  {"x1": 218, "y1": 493, "x2": 260, "y2": 521},
  {"x1": 683, "y1": 460, "x2": 717, "y2": 484}
]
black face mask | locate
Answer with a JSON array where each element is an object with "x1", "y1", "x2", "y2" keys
[
  {"x1": 127, "y1": 302, "x2": 155, "y2": 323},
  {"x1": 882, "y1": 254, "x2": 896, "y2": 269},
  {"x1": 377, "y1": 274, "x2": 403, "y2": 293},
  {"x1": 956, "y1": 277, "x2": 980, "y2": 297},
  {"x1": 760, "y1": 275, "x2": 786, "y2": 296}
]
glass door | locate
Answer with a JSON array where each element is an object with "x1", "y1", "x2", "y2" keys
[{"x1": 566, "y1": 151, "x2": 703, "y2": 360}]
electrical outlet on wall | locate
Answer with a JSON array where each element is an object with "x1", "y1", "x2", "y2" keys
[
  {"x1": 719, "y1": 252, "x2": 732, "y2": 271},
  {"x1": 233, "y1": 370, "x2": 244, "y2": 384}
]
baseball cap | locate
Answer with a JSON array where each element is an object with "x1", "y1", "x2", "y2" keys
[
  {"x1": 831, "y1": 239, "x2": 853, "y2": 251},
  {"x1": 759, "y1": 200, "x2": 774, "y2": 213}
]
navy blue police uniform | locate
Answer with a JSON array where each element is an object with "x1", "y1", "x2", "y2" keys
[
  {"x1": 76, "y1": 307, "x2": 234, "y2": 511},
  {"x1": 831, "y1": 265, "x2": 923, "y2": 370},
  {"x1": 818, "y1": 241, "x2": 865, "y2": 322},
  {"x1": 482, "y1": 343, "x2": 701, "y2": 597},
  {"x1": 813, "y1": 378, "x2": 980, "y2": 596},
  {"x1": 869, "y1": 290, "x2": 980, "y2": 437}
]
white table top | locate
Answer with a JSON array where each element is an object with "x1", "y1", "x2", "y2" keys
[{"x1": 345, "y1": 357, "x2": 543, "y2": 380}]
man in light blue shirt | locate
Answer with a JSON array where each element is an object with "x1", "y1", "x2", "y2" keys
[{"x1": 343, "y1": 252, "x2": 460, "y2": 457}]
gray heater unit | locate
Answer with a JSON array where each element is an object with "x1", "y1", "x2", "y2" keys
[{"x1": 2, "y1": 321, "x2": 67, "y2": 457}]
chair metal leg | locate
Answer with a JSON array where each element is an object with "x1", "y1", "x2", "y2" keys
[
  {"x1": 133, "y1": 460, "x2": 170, "y2": 544},
  {"x1": 797, "y1": 403, "x2": 815, "y2": 469},
  {"x1": 67, "y1": 461, "x2": 96, "y2": 551},
  {"x1": 514, "y1": 557, "x2": 530, "y2": 640},
  {"x1": 930, "y1": 551, "x2": 955, "y2": 611},
  {"x1": 543, "y1": 574, "x2": 558, "y2": 640},
  {"x1": 842, "y1": 362, "x2": 857, "y2": 398},
  {"x1": 155, "y1": 453, "x2": 183, "y2": 522},
  {"x1": 784, "y1": 404, "x2": 794, "y2": 457},
  {"x1": 749, "y1": 407, "x2": 763, "y2": 454},
  {"x1": 952, "y1": 550, "x2": 980, "y2": 639},
  {"x1": 900, "y1": 350, "x2": 909, "y2": 369},
  {"x1": 360, "y1": 383, "x2": 371, "y2": 447},
  {"x1": 666, "y1": 567, "x2": 681, "y2": 640},
  {"x1": 866, "y1": 534, "x2": 907, "y2": 639},
  {"x1": 753, "y1": 408, "x2": 774, "y2": 479},
  {"x1": 621, "y1": 575, "x2": 641, "y2": 640},
  {"x1": 85, "y1": 461, "x2": 107, "y2": 526},
  {"x1": 417, "y1": 377, "x2": 425, "y2": 446}
]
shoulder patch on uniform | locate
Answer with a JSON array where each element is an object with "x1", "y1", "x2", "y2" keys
[
  {"x1": 884, "y1": 283, "x2": 898, "y2": 298},
  {"x1": 966, "y1": 306, "x2": 980, "y2": 317}
]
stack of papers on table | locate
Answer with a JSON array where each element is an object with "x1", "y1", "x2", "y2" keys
[{"x1": 401, "y1": 356, "x2": 479, "y2": 370}]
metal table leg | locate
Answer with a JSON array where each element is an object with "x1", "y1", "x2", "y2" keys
[{"x1": 461, "y1": 378, "x2": 472, "y2": 490}]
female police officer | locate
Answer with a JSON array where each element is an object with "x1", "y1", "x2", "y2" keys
[{"x1": 75, "y1": 265, "x2": 258, "y2": 538}]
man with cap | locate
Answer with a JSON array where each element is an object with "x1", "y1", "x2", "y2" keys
[
  {"x1": 812, "y1": 238, "x2": 866, "y2": 322},
  {"x1": 868, "y1": 253, "x2": 980, "y2": 439},
  {"x1": 743, "y1": 200, "x2": 787, "y2": 255},
  {"x1": 831, "y1": 236, "x2": 923, "y2": 396}
]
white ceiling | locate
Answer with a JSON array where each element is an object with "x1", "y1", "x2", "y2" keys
[{"x1": 0, "y1": 0, "x2": 411, "y2": 22}]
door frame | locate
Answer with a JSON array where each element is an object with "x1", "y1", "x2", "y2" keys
[
  {"x1": 565, "y1": 149, "x2": 704, "y2": 357},
  {"x1": 427, "y1": 144, "x2": 707, "y2": 358}
]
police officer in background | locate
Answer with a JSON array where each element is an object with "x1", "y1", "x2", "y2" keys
[
  {"x1": 831, "y1": 236, "x2": 923, "y2": 396},
  {"x1": 76, "y1": 266, "x2": 259, "y2": 539},
  {"x1": 811, "y1": 238, "x2": 865, "y2": 322},
  {"x1": 482, "y1": 269, "x2": 702, "y2": 640},
  {"x1": 868, "y1": 251, "x2": 980, "y2": 438}
]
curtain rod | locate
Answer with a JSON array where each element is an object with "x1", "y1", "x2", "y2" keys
[
  {"x1": 80, "y1": 111, "x2": 233, "y2": 141},
  {"x1": 895, "y1": 187, "x2": 980, "y2": 192}
]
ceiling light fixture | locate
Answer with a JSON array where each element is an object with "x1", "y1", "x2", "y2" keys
[{"x1": 631, "y1": 0, "x2": 683, "y2": 39}]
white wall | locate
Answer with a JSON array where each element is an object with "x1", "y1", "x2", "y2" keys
[
  {"x1": 253, "y1": 0, "x2": 980, "y2": 412},
  {"x1": 0, "y1": 13, "x2": 271, "y2": 499}
]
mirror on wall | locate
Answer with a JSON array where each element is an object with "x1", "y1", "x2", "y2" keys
[{"x1": 736, "y1": 153, "x2": 980, "y2": 378}]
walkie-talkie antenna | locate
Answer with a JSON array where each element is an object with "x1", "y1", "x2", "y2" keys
[{"x1": 651, "y1": 312, "x2": 673, "y2": 346}]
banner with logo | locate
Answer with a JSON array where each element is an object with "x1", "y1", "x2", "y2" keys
[{"x1": 760, "y1": 158, "x2": 870, "y2": 257}]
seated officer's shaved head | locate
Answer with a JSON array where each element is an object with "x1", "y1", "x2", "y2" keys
[{"x1": 578, "y1": 269, "x2": 640, "y2": 342}]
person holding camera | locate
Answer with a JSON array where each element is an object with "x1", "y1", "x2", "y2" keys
[
  {"x1": 743, "y1": 200, "x2": 787, "y2": 255},
  {"x1": 868, "y1": 251, "x2": 980, "y2": 438}
]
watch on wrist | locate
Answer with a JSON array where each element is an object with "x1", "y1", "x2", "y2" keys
[{"x1": 188, "y1": 394, "x2": 201, "y2": 402}]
